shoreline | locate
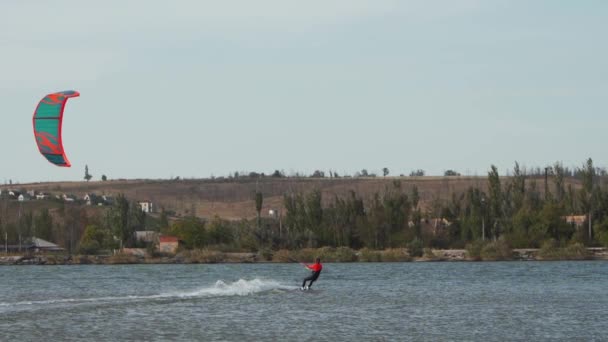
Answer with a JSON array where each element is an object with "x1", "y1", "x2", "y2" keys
[{"x1": 1, "y1": 248, "x2": 607, "y2": 265}]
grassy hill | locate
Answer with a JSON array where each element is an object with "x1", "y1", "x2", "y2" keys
[{"x1": 6, "y1": 175, "x2": 582, "y2": 220}]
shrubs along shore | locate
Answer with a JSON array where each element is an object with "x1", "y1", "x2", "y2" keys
[{"x1": 2, "y1": 245, "x2": 607, "y2": 265}]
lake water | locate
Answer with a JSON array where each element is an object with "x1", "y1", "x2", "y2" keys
[{"x1": 1, "y1": 261, "x2": 607, "y2": 341}]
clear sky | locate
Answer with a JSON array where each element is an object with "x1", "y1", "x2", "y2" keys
[{"x1": 1, "y1": 1, "x2": 607, "y2": 183}]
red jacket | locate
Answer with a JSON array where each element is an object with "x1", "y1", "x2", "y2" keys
[{"x1": 306, "y1": 262, "x2": 323, "y2": 272}]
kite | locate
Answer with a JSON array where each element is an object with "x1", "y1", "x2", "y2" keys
[{"x1": 32, "y1": 90, "x2": 80, "y2": 167}]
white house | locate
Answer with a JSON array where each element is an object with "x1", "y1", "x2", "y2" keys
[
  {"x1": 134, "y1": 231, "x2": 159, "y2": 243},
  {"x1": 102, "y1": 195, "x2": 115, "y2": 205},
  {"x1": 84, "y1": 193, "x2": 103, "y2": 206},
  {"x1": 18, "y1": 194, "x2": 32, "y2": 202},
  {"x1": 36, "y1": 193, "x2": 50, "y2": 200},
  {"x1": 62, "y1": 194, "x2": 76, "y2": 202},
  {"x1": 138, "y1": 201, "x2": 154, "y2": 213}
]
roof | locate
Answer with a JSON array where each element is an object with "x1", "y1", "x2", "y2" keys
[
  {"x1": 134, "y1": 231, "x2": 159, "y2": 242},
  {"x1": 20, "y1": 237, "x2": 65, "y2": 251},
  {"x1": 31, "y1": 237, "x2": 61, "y2": 248},
  {"x1": 563, "y1": 215, "x2": 586, "y2": 224},
  {"x1": 159, "y1": 236, "x2": 179, "y2": 243}
]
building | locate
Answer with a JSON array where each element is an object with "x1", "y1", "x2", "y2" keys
[
  {"x1": 29, "y1": 237, "x2": 65, "y2": 252},
  {"x1": 62, "y1": 194, "x2": 77, "y2": 202},
  {"x1": 563, "y1": 215, "x2": 586, "y2": 228},
  {"x1": 134, "y1": 231, "x2": 159, "y2": 244},
  {"x1": 36, "y1": 193, "x2": 50, "y2": 200},
  {"x1": 159, "y1": 236, "x2": 179, "y2": 254},
  {"x1": 102, "y1": 195, "x2": 115, "y2": 206},
  {"x1": 5, "y1": 237, "x2": 65, "y2": 253},
  {"x1": 84, "y1": 193, "x2": 103, "y2": 206},
  {"x1": 18, "y1": 194, "x2": 32, "y2": 202},
  {"x1": 138, "y1": 201, "x2": 154, "y2": 213}
]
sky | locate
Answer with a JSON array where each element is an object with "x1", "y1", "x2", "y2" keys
[{"x1": 1, "y1": 0, "x2": 607, "y2": 183}]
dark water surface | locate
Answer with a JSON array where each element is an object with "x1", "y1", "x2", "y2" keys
[{"x1": 1, "y1": 261, "x2": 607, "y2": 341}]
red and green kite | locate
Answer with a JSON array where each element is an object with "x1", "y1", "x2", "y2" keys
[{"x1": 32, "y1": 90, "x2": 79, "y2": 167}]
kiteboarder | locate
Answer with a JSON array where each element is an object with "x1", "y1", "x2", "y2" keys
[{"x1": 301, "y1": 258, "x2": 322, "y2": 290}]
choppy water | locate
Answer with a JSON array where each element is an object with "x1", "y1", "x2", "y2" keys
[{"x1": 1, "y1": 261, "x2": 607, "y2": 341}]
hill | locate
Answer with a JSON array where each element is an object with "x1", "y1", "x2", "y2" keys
[{"x1": 6, "y1": 175, "x2": 581, "y2": 220}]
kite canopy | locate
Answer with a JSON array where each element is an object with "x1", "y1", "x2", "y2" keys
[{"x1": 32, "y1": 90, "x2": 79, "y2": 167}]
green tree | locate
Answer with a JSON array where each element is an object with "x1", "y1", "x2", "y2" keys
[
  {"x1": 255, "y1": 191, "x2": 263, "y2": 228},
  {"x1": 207, "y1": 216, "x2": 233, "y2": 245},
  {"x1": 579, "y1": 158, "x2": 596, "y2": 241},
  {"x1": 84, "y1": 165, "x2": 92, "y2": 182},
  {"x1": 101, "y1": 174, "x2": 107, "y2": 181},
  {"x1": 33, "y1": 208, "x2": 54, "y2": 241},
  {"x1": 110, "y1": 194, "x2": 131, "y2": 247},
  {"x1": 169, "y1": 217, "x2": 206, "y2": 249},
  {"x1": 383, "y1": 168, "x2": 389, "y2": 177},
  {"x1": 158, "y1": 208, "x2": 170, "y2": 232},
  {"x1": 79, "y1": 224, "x2": 113, "y2": 254},
  {"x1": 487, "y1": 165, "x2": 503, "y2": 239},
  {"x1": 444, "y1": 170, "x2": 461, "y2": 176}
]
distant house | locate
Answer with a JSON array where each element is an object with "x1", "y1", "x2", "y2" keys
[
  {"x1": 134, "y1": 231, "x2": 159, "y2": 244},
  {"x1": 27, "y1": 190, "x2": 36, "y2": 197},
  {"x1": 102, "y1": 195, "x2": 115, "y2": 206},
  {"x1": 36, "y1": 193, "x2": 50, "y2": 200},
  {"x1": 138, "y1": 201, "x2": 154, "y2": 213},
  {"x1": 159, "y1": 236, "x2": 179, "y2": 254},
  {"x1": 8, "y1": 190, "x2": 21, "y2": 199},
  {"x1": 18, "y1": 194, "x2": 32, "y2": 202},
  {"x1": 84, "y1": 193, "x2": 103, "y2": 206},
  {"x1": 29, "y1": 237, "x2": 65, "y2": 253},
  {"x1": 5, "y1": 237, "x2": 65, "y2": 253},
  {"x1": 563, "y1": 215, "x2": 586, "y2": 228},
  {"x1": 62, "y1": 194, "x2": 77, "y2": 202}
]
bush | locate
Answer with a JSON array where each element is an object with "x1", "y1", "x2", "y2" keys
[
  {"x1": 564, "y1": 243, "x2": 590, "y2": 260},
  {"x1": 333, "y1": 247, "x2": 357, "y2": 262},
  {"x1": 293, "y1": 249, "x2": 316, "y2": 263},
  {"x1": 407, "y1": 238, "x2": 424, "y2": 258},
  {"x1": 258, "y1": 248, "x2": 273, "y2": 261},
  {"x1": 78, "y1": 240, "x2": 100, "y2": 255},
  {"x1": 179, "y1": 249, "x2": 225, "y2": 263},
  {"x1": 272, "y1": 249, "x2": 294, "y2": 262},
  {"x1": 539, "y1": 240, "x2": 590, "y2": 260},
  {"x1": 381, "y1": 248, "x2": 412, "y2": 262},
  {"x1": 465, "y1": 240, "x2": 484, "y2": 261},
  {"x1": 358, "y1": 248, "x2": 382, "y2": 262},
  {"x1": 423, "y1": 248, "x2": 439, "y2": 260},
  {"x1": 480, "y1": 239, "x2": 512, "y2": 261},
  {"x1": 107, "y1": 253, "x2": 139, "y2": 264}
]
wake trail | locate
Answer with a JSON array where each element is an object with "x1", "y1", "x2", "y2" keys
[{"x1": 0, "y1": 278, "x2": 297, "y2": 309}]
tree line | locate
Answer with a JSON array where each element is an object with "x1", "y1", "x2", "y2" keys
[
  {"x1": 163, "y1": 159, "x2": 608, "y2": 252},
  {"x1": 3, "y1": 159, "x2": 608, "y2": 254}
]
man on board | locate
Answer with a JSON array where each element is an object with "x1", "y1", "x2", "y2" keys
[{"x1": 301, "y1": 258, "x2": 323, "y2": 290}]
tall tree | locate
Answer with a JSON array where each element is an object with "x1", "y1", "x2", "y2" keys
[
  {"x1": 580, "y1": 158, "x2": 596, "y2": 241},
  {"x1": 255, "y1": 191, "x2": 263, "y2": 228},
  {"x1": 487, "y1": 165, "x2": 503, "y2": 239},
  {"x1": 84, "y1": 165, "x2": 92, "y2": 182},
  {"x1": 34, "y1": 208, "x2": 54, "y2": 241}
]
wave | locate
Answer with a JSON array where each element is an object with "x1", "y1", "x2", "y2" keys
[
  {"x1": 0, "y1": 278, "x2": 296, "y2": 309},
  {"x1": 173, "y1": 278, "x2": 296, "y2": 298}
]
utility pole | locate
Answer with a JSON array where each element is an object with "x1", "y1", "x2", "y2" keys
[
  {"x1": 481, "y1": 195, "x2": 486, "y2": 241},
  {"x1": 544, "y1": 167, "x2": 550, "y2": 201},
  {"x1": 18, "y1": 201, "x2": 22, "y2": 252}
]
